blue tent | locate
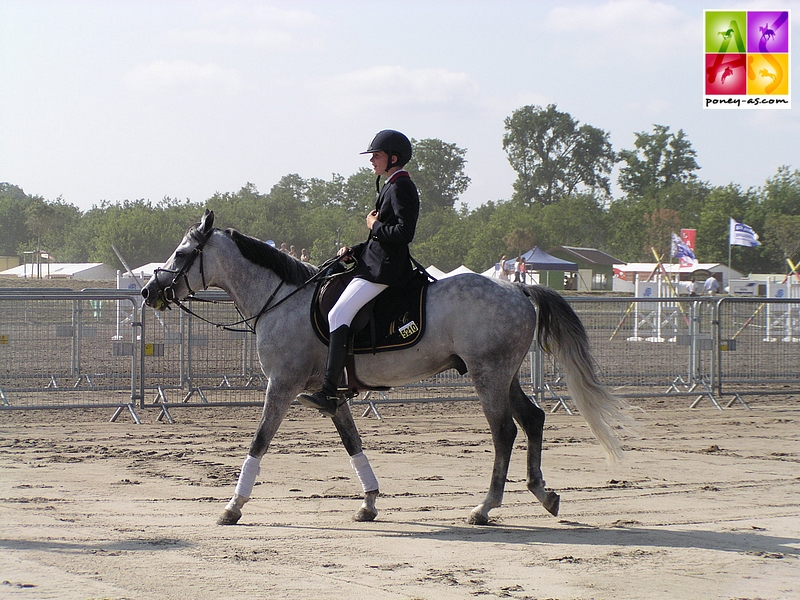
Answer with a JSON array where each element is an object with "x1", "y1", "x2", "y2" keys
[{"x1": 505, "y1": 247, "x2": 578, "y2": 272}]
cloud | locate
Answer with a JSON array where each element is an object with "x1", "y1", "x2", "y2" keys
[
  {"x1": 123, "y1": 60, "x2": 242, "y2": 94},
  {"x1": 307, "y1": 65, "x2": 479, "y2": 112},
  {"x1": 545, "y1": 0, "x2": 695, "y2": 59},
  {"x1": 169, "y1": 5, "x2": 320, "y2": 49}
]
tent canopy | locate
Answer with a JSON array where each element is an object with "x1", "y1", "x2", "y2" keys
[{"x1": 507, "y1": 247, "x2": 578, "y2": 272}]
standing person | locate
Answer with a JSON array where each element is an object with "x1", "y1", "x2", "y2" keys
[
  {"x1": 300, "y1": 248, "x2": 309, "y2": 263},
  {"x1": 297, "y1": 130, "x2": 419, "y2": 417},
  {"x1": 704, "y1": 275, "x2": 720, "y2": 295},
  {"x1": 289, "y1": 245, "x2": 297, "y2": 258},
  {"x1": 498, "y1": 256, "x2": 509, "y2": 280},
  {"x1": 686, "y1": 279, "x2": 697, "y2": 296},
  {"x1": 519, "y1": 258, "x2": 527, "y2": 283},
  {"x1": 513, "y1": 256, "x2": 522, "y2": 282}
]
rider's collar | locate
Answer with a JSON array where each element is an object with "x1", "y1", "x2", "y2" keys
[{"x1": 386, "y1": 169, "x2": 408, "y2": 184}]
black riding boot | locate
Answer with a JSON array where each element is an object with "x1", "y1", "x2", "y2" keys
[{"x1": 297, "y1": 325, "x2": 350, "y2": 417}]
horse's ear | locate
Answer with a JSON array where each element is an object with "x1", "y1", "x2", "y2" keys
[{"x1": 200, "y1": 209, "x2": 214, "y2": 233}]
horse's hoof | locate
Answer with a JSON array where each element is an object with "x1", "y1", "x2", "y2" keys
[
  {"x1": 543, "y1": 491, "x2": 560, "y2": 516},
  {"x1": 467, "y1": 511, "x2": 490, "y2": 525},
  {"x1": 353, "y1": 507, "x2": 377, "y2": 522},
  {"x1": 217, "y1": 507, "x2": 242, "y2": 525}
]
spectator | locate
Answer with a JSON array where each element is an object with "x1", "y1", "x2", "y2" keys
[
  {"x1": 497, "y1": 256, "x2": 509, "y2": 280},
  {"x1": 704, "y1": 275, "x2": 720, "y2": 295}
]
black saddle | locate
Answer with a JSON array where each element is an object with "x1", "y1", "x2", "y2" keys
[{"x1": 311, "y1": 264, "x2": 430, "y2": 355}]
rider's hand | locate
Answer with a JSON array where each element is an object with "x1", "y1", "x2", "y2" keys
[
  {"x1": 337, "y1": 246, "x2": 350, "y2": 257},
  {"x1": 366, "y1": 210, "x2": 379, "y2": 230}
]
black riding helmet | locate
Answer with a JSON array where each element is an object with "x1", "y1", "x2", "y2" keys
[{"x1": 360, "y1": 129, "x2": 413, "y2": 170}]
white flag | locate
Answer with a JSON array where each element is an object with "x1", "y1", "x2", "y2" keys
[{"x1": 729, "y1": 218, "x2": 761, "y2": 247}]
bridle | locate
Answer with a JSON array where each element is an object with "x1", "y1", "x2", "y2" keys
[
  {"x1": 150, "y1": 228, "x2": 340, "y2": 334},
  {"x1": 153, "y1": 229, "x2": 210, "y2": 305}
]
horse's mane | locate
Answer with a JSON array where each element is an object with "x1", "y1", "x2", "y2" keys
[{"x1": 222, "y1": 228, "x2": 318, "y2": 285}]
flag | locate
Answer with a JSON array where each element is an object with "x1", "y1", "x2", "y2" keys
[
  {"x1": 729, "y1": 218, "x2": 761, "y2": 247},
  {"x1": 680, "y1": 228, "x2": 696, "y2": 252},
  {"x1": 671, "y1": 232, "x2": 697, "y2": 267}
]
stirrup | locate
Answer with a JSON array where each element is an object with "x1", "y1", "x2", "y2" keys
[{"x1": 296, "y1": 390, "x2": 345, "y2": 418}]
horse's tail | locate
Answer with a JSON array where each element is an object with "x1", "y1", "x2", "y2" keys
[{"x1": 522, "y1": 284, "x2": 633, "y2": 461}]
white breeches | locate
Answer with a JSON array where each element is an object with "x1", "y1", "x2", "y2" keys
[{"x1": 328, "y1": 277, "x2": 388, "y2": 330}]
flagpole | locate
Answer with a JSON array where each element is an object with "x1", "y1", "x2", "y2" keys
[{"x1": 728, "y1": 217, "x2": 732, "y2": 271}]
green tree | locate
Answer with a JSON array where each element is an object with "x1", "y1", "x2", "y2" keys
[
  {"x1": 406, "y1": 138, "x2": 471, "y2": 209},
  {"x1": 205, "y1": 183, "x2": 264, "y2": 234},
  {"x1": 342, "y1": 168, "x2": 379, "y2": 216},
  {"x1": 11, "y1": 195, "x2": 84, "y2": 263},
  {"x1": 644, "y1": 208, "x2": 681, "y2": 261},
  {"x1": 696, "y1": 184, "x2": 756, "y2": 264},
  {"x1": 618, "y1": 124, "x2": 699, "y2": 196},
  {"x1": 411, "y1": 207, "x2": 470, "y2": 272},
  {"x1": 762, "y1": 165, "x2": 800, "y2": 216},
  {"x1": 0, "y1": 183, "x2": 34, "y2": 256},
  {"x1": 502, "y1": 228, "x2": 538, "y2": 258},
  {"x1": 537, "y1": 194, "x2": 608, "y2": 250},
  {"x1": 605, "y1": 194, "x2": 650, "y2": 262},
  {"x1": 83, "y1": 198, "x2": 201, "y2": 268},
  {"x1": 502, "y1": 104, "x2": 616, "y2": 205},
  {"x1": 764, "y1": 214, "x2": 800, "y2": 268}
]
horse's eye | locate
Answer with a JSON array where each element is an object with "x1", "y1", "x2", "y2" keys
[{"x1": 175, "y1": 251, "x2": 185, "y2": 260}]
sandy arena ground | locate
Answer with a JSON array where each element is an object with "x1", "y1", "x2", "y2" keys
[{"x1": 1, "y1": 397, "x2": 798, "y2": 600}]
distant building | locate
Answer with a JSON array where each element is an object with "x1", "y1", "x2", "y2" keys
[
  {"x1": 0, "y1": 256, "x2": 20, "y2": 271},
  {"x1": 0, "y1": 262, "x2": 117, "y2": 280},
  {"x1": 612, "y1": 263, "x2": 742, "y2": 294},
  {"x1": 548, "y1": 246, "x2": 625, "y2": 292}
]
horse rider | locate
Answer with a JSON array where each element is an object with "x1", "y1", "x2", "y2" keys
[{"x1": 297, "y1": 130, "x2": 420, "y2": 417}]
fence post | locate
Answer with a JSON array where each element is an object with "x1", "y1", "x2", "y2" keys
[{"x1": 135, "y1": 300, "x2": 145, "y2": 409}]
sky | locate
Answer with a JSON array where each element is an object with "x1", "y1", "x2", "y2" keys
[{"x1": 1, "y1": 0, "x2": 798, "y2": 214}]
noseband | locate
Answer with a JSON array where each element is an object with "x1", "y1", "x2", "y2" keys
[{"x1": 154, "y1": 230, "x2": 209, "y2": 305}]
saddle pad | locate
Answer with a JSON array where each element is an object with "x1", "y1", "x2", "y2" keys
[{"x1": 311, "y1": 277, "x2": 429, "y2": 354}]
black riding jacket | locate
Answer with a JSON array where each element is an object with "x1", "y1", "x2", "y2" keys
[{"x1": 350, "y1": 170, "x2": 419, "y2": 287}]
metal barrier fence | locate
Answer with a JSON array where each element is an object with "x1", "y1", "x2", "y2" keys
[
  {"x1": 535, "y1": 297, "x2": 720, "y2": 409},
  {"x1": 1, "y1": 289, "x2": 798, "y2": 420},
  {"x1": 0, "y1": 290, "x2": 143, "y2": 422},
  {"x1": 715, "y1": 297, "x2": 800, "y2": 406}
]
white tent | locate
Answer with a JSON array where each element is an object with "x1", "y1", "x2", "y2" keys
[
  {"x1": 446, "y1": 265, "x2": 474, "y2": 277},
  {"x1": 116, "y1": 262, "x2": 165, "y2": 291},
  {"x1": 0, "y1": 262, "x2": 116, "y2": 280},
  {"x1": 427, "y1": 264, "x2": 475, "y2": 279},
  {"x1": 426, "y1": 265, "x2": 448, "y2": 279},
  {"x1": 129, "y1": 262, "x2": 165, "y2": 279}
]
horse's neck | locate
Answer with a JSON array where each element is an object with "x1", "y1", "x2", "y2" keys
[{"x1": 207, "y1": 237, "x2": 294, "y2": 320}]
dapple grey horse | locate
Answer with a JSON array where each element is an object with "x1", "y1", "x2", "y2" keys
[{"x1": 142, "y1": 210, "x2": 631, "y2": 525}]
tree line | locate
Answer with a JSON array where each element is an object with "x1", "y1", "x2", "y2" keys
[{"x1": 2, "y1": 105, "x2": 799, "y2": 275}]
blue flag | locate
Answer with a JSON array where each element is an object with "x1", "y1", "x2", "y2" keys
[
  {"x1": 671, "y1": 232, "x2": 697, "y2": 267},
  {"x1": 729, "y1": 218, "x2": 761, "y2": 247}
]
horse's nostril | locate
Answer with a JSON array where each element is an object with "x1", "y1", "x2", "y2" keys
[{"x1": 141, "y1": 288, "x2": 149, "y2": 300}]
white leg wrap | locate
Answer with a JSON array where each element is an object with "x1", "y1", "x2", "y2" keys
[
  {"x1": 349, "y1": 451, "x2": 379, "y2": 493},
  {"x1": 234, "y1": 455, "x2": 261, "y2": 499}
]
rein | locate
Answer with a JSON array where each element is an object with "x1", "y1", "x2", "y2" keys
[{"x1": 161, "y1": 243, "x2": 342, "y2": 334}]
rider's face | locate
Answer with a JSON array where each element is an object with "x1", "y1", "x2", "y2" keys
[{"x1": 370, "y1": 151, "x2": 390, "y2": 175}]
